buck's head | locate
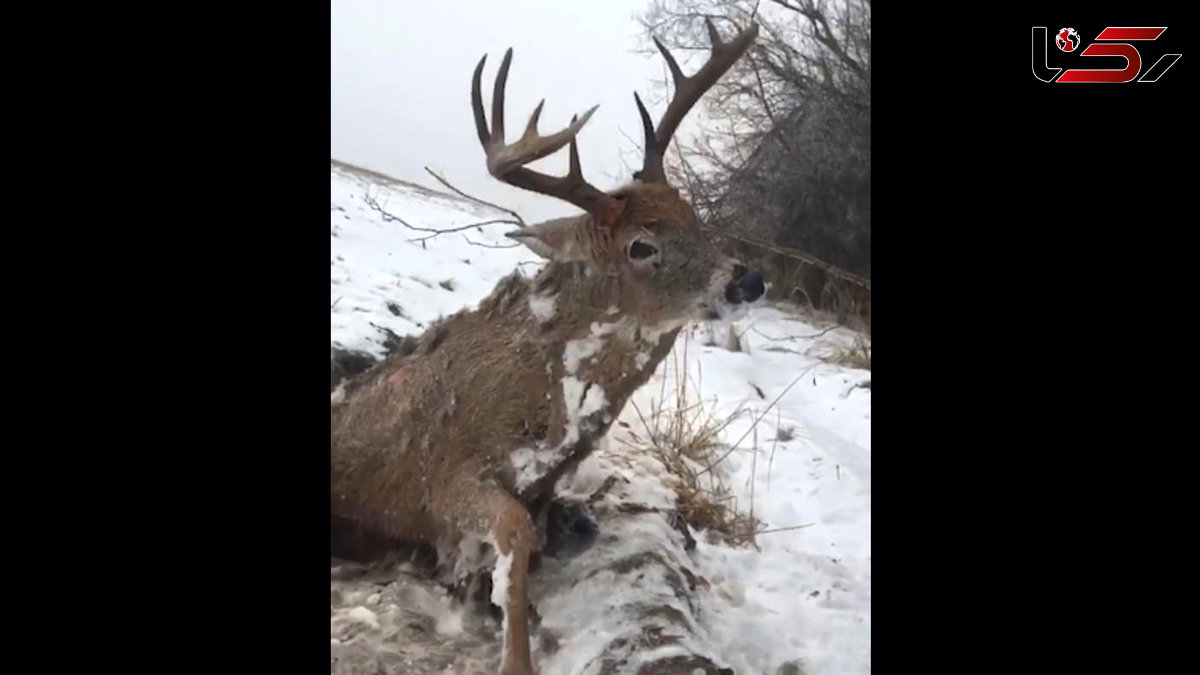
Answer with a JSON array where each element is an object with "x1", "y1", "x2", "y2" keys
[{"x1": 471, "y1": 20, "x2": 764, "y2": 327}]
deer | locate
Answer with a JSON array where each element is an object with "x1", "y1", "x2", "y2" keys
[{"x1": 331, "y1": 20, "x2": 761, "y2": 675}]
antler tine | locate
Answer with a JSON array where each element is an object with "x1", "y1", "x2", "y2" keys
[
  {"x1": 637, "y1": 20, "x2": 759, "y2": 183},
  {"x1": 633, "y1": 91, "x2": 657, "y2": 167},
  {"x1": 471, "y1": 49, "x2": 612, "y2": 216},
  {"x1": 567, "y1": 114, "x2": 583, "y2": 177},
  {"x1": 472, "y1": 54, "x2": 492, "y2": 148}
]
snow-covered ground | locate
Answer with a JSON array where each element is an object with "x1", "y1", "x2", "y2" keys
[{"x1": 331, "y1": 161, "x2": 871, "y2": 674}]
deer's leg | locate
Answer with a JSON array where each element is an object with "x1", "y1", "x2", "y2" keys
[
  {"x1": 440, "y1": 487, "x2": 537, "y2": 675},
  {"x1": 488, "y1": 493, "x2": 536, "y2": 675}
]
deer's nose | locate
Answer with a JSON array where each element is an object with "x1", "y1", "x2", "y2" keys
[
  {"x1": 724, "y1": 263, "x2": 764, "y2": 305},
  {"x1": 739, "y1": 270, "x2": 764, "y2": 302}
]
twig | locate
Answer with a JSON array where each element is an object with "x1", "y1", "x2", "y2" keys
[
  {"x1": 699, "y1": 362, "x2": 819, "y2": 476},
  {"x1": 767, "y1": 407, "x2": 780, "y2": 489},
  {"x1": 840, "y1": 379, "x2": 870, "y2": 398},
  {"x1": 364, "y1": 188, "x2": 520, "y2": 244},
  {"x1": 331, "y1": 296, "x2": 342, "y2": 309},
  {"x1": 748, "y1": 417, "x2": 758, "y2": 527},
  {"x1": 750, "y1": 324, "x2": 841, "y2": 342},
  {"x1": 363, "y1": 192, "x2": 427, "y2": 232},
  {"x1": 630, "y1": 399, "x2": 659, "y2": 448},
  {"x1": 756, "y1": 523, "x2": 815, "y2": 535},
  {"x1": 462, "y1": 234, "x2": 520, "y2": 249},
  {"x1": 710, "y1": 229, "x2": 871, "y2": 290},
  {"x1": 760, "y1": 345, "x2": 802, "y2": 355},
  {"x1": 424, "y1": 167, "x2": 527, "y2": 227},
  {"x1": 408, "y1": 218, "x2": 522, "y2": 243}
]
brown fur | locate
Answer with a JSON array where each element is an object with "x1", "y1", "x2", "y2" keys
[
  {"x1": 333, "y1": 23, "x2": 760, "y2": 674},
  {"x1": 331, "y1": 185, "x2": 750, "y2": 673},
  {"x1": 331, "y1": 186, "x2": 711, "y2": 541}
]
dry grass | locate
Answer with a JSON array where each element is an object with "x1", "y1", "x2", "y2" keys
[
  {"x1": 827, "y1": 333, "x2": 871, "y2": 370},
  {"x1": 617, "y1": 332, "x2": 813, "y2": 549},
  {"x1": 617, "y1": 332, "x2": 758, "y2": 547},
  {"x1": 771, "y1": 303, "x2": 870, "y2": 371}
]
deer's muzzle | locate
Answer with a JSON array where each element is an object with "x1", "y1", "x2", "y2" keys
[{"x1": 723, "y1": 267, "x2": 765, "y2": 305}]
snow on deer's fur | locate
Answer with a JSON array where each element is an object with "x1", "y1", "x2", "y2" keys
[{"x1": 331, "y1": 20, "x2": 762, "y2": 675}]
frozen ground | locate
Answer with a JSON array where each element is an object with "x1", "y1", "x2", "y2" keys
[{"x1": 330, "y1": 161, "x2": 871, "y2": 674}]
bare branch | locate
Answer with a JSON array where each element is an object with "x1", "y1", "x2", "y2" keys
[
  {"x1": 755, "y1": 522, "x2": 815, "y2": 535},
  {"x1": 360, "y1": 192, "x2": 520, "y2": 243},
  {"x1": 364, "y1": 181, "x2": 523, "y2": 245},
  {"x1": 462, "y1": 234, "x2": 520, "y2": 249},
  {"x1": 424, "y1": 166, "x2": 528, "y2": 227},
  {"x1": 363, "y1": 191, "x2": 426, "y2": 232},
  {"x1": 639, "y1": 0, "x2": 871, "y2": 284},
  {"x1": 406, "y1": 218, "x2": 523, "y2": 244}
]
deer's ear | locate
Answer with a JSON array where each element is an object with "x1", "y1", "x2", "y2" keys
[{"x1": 504, "y1": 217, "x2": 589, "y2": 262}]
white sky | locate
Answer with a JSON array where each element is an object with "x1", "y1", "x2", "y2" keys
[{"x1": 332, "y1": 0, "x2": 708, "y2": 224}]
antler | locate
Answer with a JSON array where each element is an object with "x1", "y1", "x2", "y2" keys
[
  {"x1": 472, "y1": 49, "x2": 614, "y2": 215},
  {"x1": 635, "y1": 20, "x2": 760, "y2": 184}
]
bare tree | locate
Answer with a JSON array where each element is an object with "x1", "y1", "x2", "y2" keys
[{"x1": 639, "y1": 0, "x2": 871, "y2": 283}]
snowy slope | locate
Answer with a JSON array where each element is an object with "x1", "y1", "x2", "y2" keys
[
  {"x1": 331, "y1": 161, "x2": 541, "y2": 357},
  {"x1": 330, "y1": 162, "x2": 871, "y2": 674}
]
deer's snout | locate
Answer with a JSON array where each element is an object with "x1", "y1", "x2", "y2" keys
[{"x1": 724, "y1": 264, "x2": 765, "y2": 305}]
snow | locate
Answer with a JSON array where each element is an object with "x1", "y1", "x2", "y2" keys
[
  {"x1": 512, "y1": 375, "x2": 609, "y2": 492},
  {"x1": 347, "y1": 606, "x2": 380, "y2": 629},
  {"x1": 513, "y1": 318, "x2": 636, "y2": 492},
  {"x1": 535, "y1": 436, "x2": 724, "y2": 674},
  {"x1": 563, "y1": 336, "x2": 603, "y2": 375},
  {"x1": 562, "y1": 377, "x2": 607, "y2": 426},
  {"x1": 528, "y1": 292, "x2": 557, "y2": 323},
  {"x1": 643, "y1": 317, "x2": 872, "y2": 675},
  {"x1": 491, "y1": 548, "x2": 514, "y2": 642},
  {"x1": 330, "y1": 162, "x2": 540, "y2": 358},
  {"x1": 331, "y1": 162, "x2": 870, "y2": 674}
]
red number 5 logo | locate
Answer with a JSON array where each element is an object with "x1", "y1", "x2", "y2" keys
[{"x1": 1057, "y1": 27, "x2": 1180, "y2": 83}]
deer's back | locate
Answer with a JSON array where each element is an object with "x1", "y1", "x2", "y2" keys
[
  {"x1": 330, "y1": 265, "x2": 684, "y2": 547},
  {"x1": 331, "y1": 275, "x2": 560, "y2": 543}
]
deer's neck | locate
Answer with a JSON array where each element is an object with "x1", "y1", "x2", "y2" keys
[
  {"x1": 531, "y1": 262, "x2": 683, "y2": 406},
  {"x1": 512, "y1": 262, "x2": 684, "y2": 501}
]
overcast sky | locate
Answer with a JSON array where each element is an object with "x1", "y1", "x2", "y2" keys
[{"x1": 331, "y1": 0, "x2": 706, "y2": 224}]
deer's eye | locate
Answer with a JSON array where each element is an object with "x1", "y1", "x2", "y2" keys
[{"x1": 628, "y1": 240, "x2": 659, "y2": 261}]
